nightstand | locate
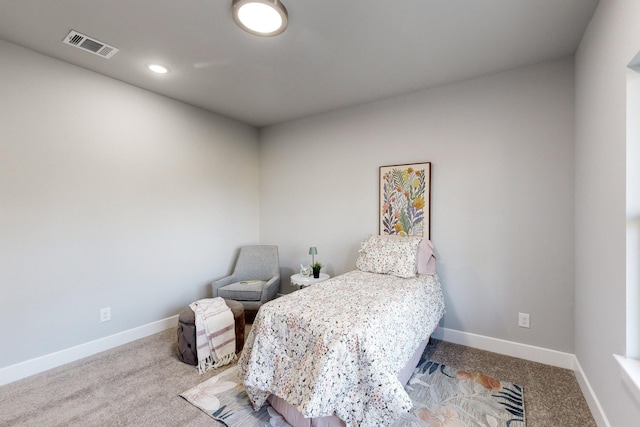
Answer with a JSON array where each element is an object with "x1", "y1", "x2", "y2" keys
[{"x1": 291, "y1": 273, "x2": 330, "y2": 289}]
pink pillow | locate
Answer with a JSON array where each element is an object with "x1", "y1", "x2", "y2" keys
[{"x1": 417, "y1": 239, "x2": 437, "y2": 275}]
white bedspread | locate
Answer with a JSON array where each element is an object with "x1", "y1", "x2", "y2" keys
[{"x1": 238, "y1": 270, "x2": 445, "y2": 427}]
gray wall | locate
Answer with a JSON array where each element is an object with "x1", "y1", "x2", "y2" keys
[
  {"x1": 0, "y1": 39, "x2": 261, "y2": 369},
  {"x1": 575, "y1": 0, "x2": 640, "y2": 425},
  {"x1": 260, "y1": 58, "x2": 576, "y2": 353}
]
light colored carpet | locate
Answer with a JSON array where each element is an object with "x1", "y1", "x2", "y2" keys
[{"x1": 0, "y1": 327, "x2": 596, "y2": 426}]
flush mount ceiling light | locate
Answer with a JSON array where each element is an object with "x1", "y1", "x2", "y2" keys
[
  {"x1": 147, "y1": 64, "x2": 169, "y2": 74},
  {"x1": 232, "y1": 0, "x2": 288, "y2": 37}
]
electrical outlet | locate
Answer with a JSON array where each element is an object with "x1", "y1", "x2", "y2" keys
[
  {"x1": 100, "y1": 307, "x2": 111, "y2": 322},
  {"x1": 518, "y1": 312, "x2": 530, "y2": 328}
]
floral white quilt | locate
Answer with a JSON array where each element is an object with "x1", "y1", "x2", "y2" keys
[{"x1": 238, "y1": 270, "x2": 445, "y2": 427}]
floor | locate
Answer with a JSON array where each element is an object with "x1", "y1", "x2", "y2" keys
[{"x1": 0, "y1": 327, "x2": 596, "y2": 426}]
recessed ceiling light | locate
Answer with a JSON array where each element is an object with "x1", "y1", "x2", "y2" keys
[
  {"x1": 147, "y1": 64, "x2": 169, "y2": 74},
  {"x1": 232, "y1": 0, "x2": 288, "y2": 37}
]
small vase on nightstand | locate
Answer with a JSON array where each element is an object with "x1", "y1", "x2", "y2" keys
[{"x1": 300, "y1": 264, "x2": 311, "y2": 277}]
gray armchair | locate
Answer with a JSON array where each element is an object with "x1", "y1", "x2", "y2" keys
[{"x1": 211, "y1": 245, "x2": 280, "y2": 322}]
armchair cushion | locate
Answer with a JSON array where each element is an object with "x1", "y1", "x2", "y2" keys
[{"x1": 218, "y1": 280, "x2": 266, "y2": 301}]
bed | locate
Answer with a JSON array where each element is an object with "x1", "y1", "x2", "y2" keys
[{"x1": 237, "y1": 235, "x2": 445, "y2": 427}]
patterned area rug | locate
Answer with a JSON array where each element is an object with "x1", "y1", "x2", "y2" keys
[
  {"x1": 179, "y1": 365, "x2": 290, "y2": 427},
  {"x1": 393, "y1": 359, "x2": 525, "y2": 426},
  {"x1": 181, "y1": 360, "x2": 525, "y2": 427}
]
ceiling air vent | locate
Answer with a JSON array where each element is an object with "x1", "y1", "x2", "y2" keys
[{"x1": 62, "y1": 30, "x2": 119, "y2": 59}]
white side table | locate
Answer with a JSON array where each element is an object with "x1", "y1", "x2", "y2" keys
[{"x1": 291, "y1": 273, "x2": 330, "y2": 289}]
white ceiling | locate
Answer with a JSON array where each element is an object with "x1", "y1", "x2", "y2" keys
[{"x1": 0, "y1": 0, "x2": 598, "y2": 127}]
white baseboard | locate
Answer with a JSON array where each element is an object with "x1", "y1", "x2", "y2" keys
[
  {"x1": 574, "y1": 357, "x2": 612, "y2": 427},
  {"x1": 431, "y1": 327, "x2": 610, "y2": 427},
  {"x1": 431, "y1": 327, "x2": 575, "y2": 369},
  {"x1": 0, "y1": 315, "x2": 179, "y2": 387}
]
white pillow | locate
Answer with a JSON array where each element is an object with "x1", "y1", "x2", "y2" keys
[{"x1": 356, "y1": 235, "x2": 422, "y2": 278}]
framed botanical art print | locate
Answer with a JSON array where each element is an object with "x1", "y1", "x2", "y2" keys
[{"x1": 379, "y1": 162, "x2": 431, "y2": 238}]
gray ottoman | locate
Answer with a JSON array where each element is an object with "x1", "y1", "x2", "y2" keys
[{"x1": 176, "y1": 299, "x2": 245, "y2": 365}]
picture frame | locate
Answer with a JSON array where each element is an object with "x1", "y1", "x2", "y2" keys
[{"x1": 379, "y1": 162, "x2": 431, "y2": 238}]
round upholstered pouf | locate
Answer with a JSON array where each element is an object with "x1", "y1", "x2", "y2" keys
[
  {"x1": 177, "y1": 307, "x2": 197, "y2": 365},
  {"x1": 176, "y1": 299, "x2": 246, "y2": 365},
  {"x1": 223, "y1": 299, "x2": 245, "y2": 354}
]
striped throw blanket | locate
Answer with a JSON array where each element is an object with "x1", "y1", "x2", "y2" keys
[{"x1": 189, "y1": 297, "x2": 236, "y2": 374}]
